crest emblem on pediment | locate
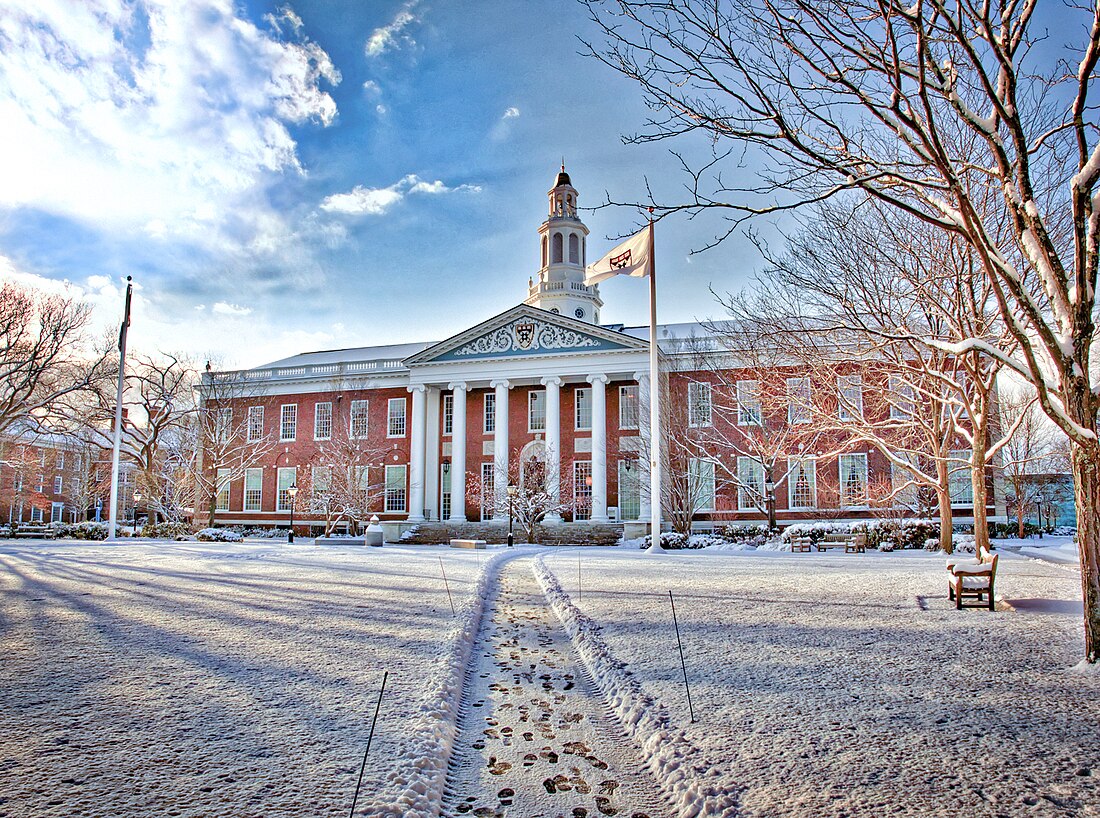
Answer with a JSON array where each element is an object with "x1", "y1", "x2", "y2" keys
[{"x1": 514, "y1": 322, "x2": 535, "y2": 349}]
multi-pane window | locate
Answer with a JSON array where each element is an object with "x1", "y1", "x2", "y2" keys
[
  {"x1": 247, "y1": 406, "x2": 264, "y2": 441},
  {"x1": 443, "y1": 394, "x2": 454, "y2": 436},
  {"x1": 311, "y1": 466, "x2": 332, "y2": 510},
  {"x1": 618, "y1": 460, "x2": 641, "y2": 520},
  {"x1": 280, "y1": 404, "x2": 297, "y2": 442},
  {"x1": 889, "y1": 375, "x2": 916, "y2": 420},
  {"x1": 30, "y1": 506, "x2": 42, "y2": 522},
  {"x1": 385, "y1": 465, "x2": 407, "y2": 513},
  {"x1": 484, "y1": 393, "x2": 496, "y2": 434},
  {"x1": 314, "y1": 402, "x2": 332, "y2": 441},
  {"x1": 36, "y1": 474, "x2": 44, "y2": 492},
  {"x1": 277, "y1": 467, "x2": 297, "y2": 512},
  {"x1": 480, "y1": 462, "x2": 495, "y2": 520},
  {"x1": 949, "y1": 450, "x2": 974, "y2": 504},
  {"x1": 573, "y1": 461, "x2": 593, "y2": 520},
  {"x1": 56, "y1": 452, "x2": 65, "y2": 469},
  {"x1": 788, "y1": 457, "x2": 817, "y2": 509},
  {"x1": 351, "y1": 400, "x2": 369, "y2": 439},
  {"x1": 736, "y1": 457, "x2": 764, "y2": 511},
  {"x1": 53, "y1": 476, "x2": 63, "y2": 494},
  {"x1": 215, "y1": 468, "x2": 231, "y2": 511},
  {"x1": 619, "y1": 385, "x2": 639, "y2": 429},
  {"x1": 736, "y1": 380, "x2": 762, "y2": 426},
  {"x1": 529, "y1": 390, "x2": 547, "y2": 432},
  {"x1": 688, "y1": 381, "x2": 713, "y2": 427},
  {"x1": 387, "y1": 398, "x2": 406, "y2": 437},
  {"x1": 891, "y1": 456, "x2": 919, "y2": 508},
  {"x1": 355, "y1": 465, "x2": 370, "y2": 498},
  {"x1": 837, "y1": 375, "x2": 863, "y2": 420},
  {"x1": 786, "y1": 377, "x2": 811, "y2": 425},
  {"x1": 839, "y1": 454, "x2": 869, "y2": 508},
  {"x1": 575, "y1": 388, "x2": 593, "y2": 431},
  {"x1": 244, "y1": 468, "x2": 263, "y2": 511},
  {"x1": 215, "y1": 408, "x2": 233, "y2": 443},
  {"x1": 691, "y1": 458, "x2": 718, "y2": 511}
]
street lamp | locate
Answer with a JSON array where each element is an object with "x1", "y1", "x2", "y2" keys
[
  {"x1": 288, "y1": 484, "x2": 299, "y2": 543},
  {"x1": 506, "y1": 484, "x2": 518, "y2": 547},
  {"x1": 132, "y1": 491, "x2": 143, "y2": 527},
  {"x1": 764, "y1": 475, "x2": 777, "y2": 532}
]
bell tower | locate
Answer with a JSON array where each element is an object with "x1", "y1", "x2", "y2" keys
[{"x1": 525, "y1": 164, "x2": 604, "y2": 324}]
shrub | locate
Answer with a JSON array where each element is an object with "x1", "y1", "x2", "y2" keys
[
  {"x1": 643, "y1": 531, "x2": 690, "y2": 549},
  {"x1": 141, "y1": 521, "x2": 192, "y2": 540},
  {"x1": 196, "y1": 528, "x2": 243, "y2": 542},
  {"x1": 70, "y1": 521, "x2": 108, "y2": 540}
]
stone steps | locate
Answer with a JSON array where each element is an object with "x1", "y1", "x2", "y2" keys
[{"x1": 400, "y1": 521, "x2": 623, "y2": 546}]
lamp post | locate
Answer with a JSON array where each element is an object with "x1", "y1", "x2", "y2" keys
[
  {"x1": 506, "y1": 484, "x2": 518, "y2": 547},
  {"x1": 764, "y1": 474, "x2": 777, "y2": 532},
  {"x1": 288, "y1": 484, "x2": 299, "y2": 543},
  {"x1": 132, "y1": 491, "x2": 143, "y2": 528}
]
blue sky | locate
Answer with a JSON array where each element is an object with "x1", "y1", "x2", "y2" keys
[{"x1": 0, "y1": 0, "x2": 771, "y2": 368}]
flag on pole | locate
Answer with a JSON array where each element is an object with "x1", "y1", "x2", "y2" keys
[
  {"x1": 118, "y1": 279, "x2": 132, "y2": 351},
  {"x1": 584, "y1": 224, "x2": 652, "y2": 284}
]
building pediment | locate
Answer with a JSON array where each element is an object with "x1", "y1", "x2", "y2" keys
[{"x1": 404, "y1": 305, "x2": 648, "y2": 366}]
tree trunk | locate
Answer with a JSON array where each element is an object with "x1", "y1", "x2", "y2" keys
[
  {"x1": 936, "y1": 459, "x2": 953, "y2": 553},
  {"x1": 1016, "y1": 494, "x2": 1027, "y2": 539},
  {"x1": 970, "y1": 449, "x2": 990, "y2": 553},
  {"x1": 1072, "y1": 443, "x2": 1100, "y2": 663},
  {"x1": 205, "y1": 488, "x2": 216, "y2": 529}
]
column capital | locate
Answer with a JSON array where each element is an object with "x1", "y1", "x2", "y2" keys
[
  {"x1": 586, "y1": 373, "x2": 609, "y2": 385},
  {"x1": 632, "y1": 371, "x2": 649, "y2": 383},
  {"x1": 447, "y1": 381, "x2": 467, "y2": 392},
  {"x1": 540, "y1": 376, "x2": 563, "y2": 388},
  {"x1": 407, "y1": 384, "x2": 427, "y2": 394},
  {"x1": 490, "y1": 379, "x2": 511, "y2": 389}
]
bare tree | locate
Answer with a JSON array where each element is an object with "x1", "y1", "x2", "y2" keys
[
  {"x1": 465, "y1": 445, "x2": 576, "y2": 542},
  {"x1": 1000, "y1": 388, "x2": 1067, "y2": 537},
  {"x1": 585, "y1": 0, "x2": 1100, "y2": 660},
  {"x1": 0, "y1": 281, "x2": 113, "y2": 436}
]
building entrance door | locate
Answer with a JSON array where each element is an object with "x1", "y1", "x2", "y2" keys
[{"x1": 440, "y1": 463, "x2": 452, "y2": 521}]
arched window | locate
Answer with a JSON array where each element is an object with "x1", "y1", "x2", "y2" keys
[
  {"x1": 552, "y1": 232, "x2": 563, "y2": 263},
  {"x1": 568, "y1": 234, "x2": 579, "y2": 264},
  {"x1": 541, "y1": 236, "x2": 548, "y2": 267}
]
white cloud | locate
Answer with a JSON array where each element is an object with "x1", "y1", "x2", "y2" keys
[
  {"x1": 362, "y1": 79, "x2": 382, "y2": 96},
  {"x1": 376, "y1": 104, "x2": 388, "y2": 115},
  {"x1": 320, "y1": 174, "x2": 481, "y2": 216},
  {"x1": 366, "y1": 1, "x2": 422, "y2": 57},
  {"x1": 0, "y1": 1, "x2": 340, "y2": 251},
  {"x1": 212, "y1": 302, "x2": 253, "y2": 316},
  {"x1": 502, "y1": 107, "x2": 520, "y2": 119}
]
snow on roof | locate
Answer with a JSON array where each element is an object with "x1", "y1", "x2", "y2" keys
[{"x1": 255, "y1": 340, "x2": 435, "y2": 370}]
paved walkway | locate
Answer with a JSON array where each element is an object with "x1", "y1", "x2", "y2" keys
[{"x1": 442, "y1": 558, "x2": 667, "y2": 818}]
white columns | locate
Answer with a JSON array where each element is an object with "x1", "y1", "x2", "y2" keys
[
  {"x1": 491, "y1": 379, "x2": 510, "y2": 519},
  {"x1": 541, "y1": 376, "x2": 562, "y2": 524},
  {"x1": 448, "y1": 383, "x2": 467, "y2": 522},
  {"x1": 635, "y1": 371, "x2": 652, "y2": 522},
  {"x1": 587, "y1": 373, "x2": 609, "y2": 522},
  {"x1": 407, "y1": 384, "x2": 427, "y2": 521}
]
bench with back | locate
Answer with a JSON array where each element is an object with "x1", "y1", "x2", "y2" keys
[{"x1": 946, "y1": 547, "x2": 999, "y2": 611}]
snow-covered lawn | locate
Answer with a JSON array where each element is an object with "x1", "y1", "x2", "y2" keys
[
  {"x1": 541, "y1": 548, "x2": 1098, "y2": 818},
  {"x1": 0, "y1": 540, "x2": 497, "y2": 818}
]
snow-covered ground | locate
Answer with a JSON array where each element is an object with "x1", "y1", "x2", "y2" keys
[
  {"x1": 541, "y1": 548, "x2": 1098, "y2": 817},
  {"x1": 0, "y1": 539, "x2": 502, "y2": 818}
]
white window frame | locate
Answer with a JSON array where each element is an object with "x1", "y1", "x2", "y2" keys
[
  {"x1": 619, "y1": 385, "x2": 639, "y2": 430},
  {"x1": 215, "y1": 468, "x2": 231, "y2": 511},
  {"x1": 350, "y1": 400, "x2": 369, "y2": 439},
  {"x1": 480, "y1": 462, "x2": 495, "y2": 520},
  {"x1": 311, "y1": 465, "x2": 332, "y2": 499},
  {"x1": 484, "y1": 393, "x2": 496, "y2": 434},
  {"x1": 215, "y1": 407, "x2": 233, "y2": 443},
  {"x1": 247, "y1": 405, "x2": 264, "y2": 442},
  {"x1": 736, "y1": 456, "x2": 764, "y2": 511},
  {"x1": 617, "y1": 459, "x2": 641, "y2": 520},
  {"x1": 56, "y1": 451, "x2": 65, "y2": 469},
  {"x1": 314, "y1": 402, "x2": 332, "y2": 441},
  {"x1": 786, "y1": 377, "x2": 812, "y2": 425},
  {"x1": 244, "y1": 468, "x2": 263, "y2": 512},
  {"x1": 53, "y1": 475, "x2": 63, "y2": 494},
  {"x1": 528, "y1": 390, "x2": 547, "y2": 433},
  {"x1": 443, "y1": 394, "x2": 454, "y2": 436},
  {"x1": 839, "y1": 454, "x2": 869, "y2": 509},
  {"x1": 387, "y1": 398, "x2": 407, "y2": 438},
  {"x1": 788, "y1": 457, "x2": 817, "y2": 510},
  {"x1": 573, "y1": 461, "x2": 592, "y2": 520},
  {"x1": 949, "y1": 449, "x2": 974, "y2": 505},
  {"x1": 30, "y1": 505, "x2": 43, "y2": 523},
  {"x1": 385, "y1": 464, "x2": 407, "y2": 513},
  {"x1": 280, "y1": 404, "x2": 297, "y2": 442},
  {"x1": 889, "y1": 375, "x2": 916, "y2": 420},
  {"x1": 736, "y1": 380, "x2": 762, "y2": 426},
  {"x1": 891, "y1": 456, "x2": 919, "y2": 508},
  {"x1": 51, "y1": 501, "x2": 64, "y2": 523},
  {"x1": 277, "y1": 467, "x2": 297, "y2": 512},
  {"x1": 692, "y1": 458, "x2": 718, "y2": 512},
  {"x1": 837, "y1": 375, "x2": 863, "y2": 421},
  {"x1": 688, "y1": 381, "x2": 713, "y2": 427},
  {"x1": 575, "y1": 388, "x2": 593, "y2": 431}
]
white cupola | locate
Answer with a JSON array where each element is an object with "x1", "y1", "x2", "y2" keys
[{"x1": 524, "y1": 164, "x2": 604, "y2": 324}]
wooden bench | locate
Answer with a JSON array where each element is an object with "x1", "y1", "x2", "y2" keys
[
  {"x1": 947, "y1": 547, "x2": 998, "y2": 610},
  {"x1": 450, "y1": 538, "x2": 487, "y2": 550},
  {"x1": 791, "y1": 536, "x2": 812, "y2": 552},
  {"x1": 11, "y1": 526, "x2": 55, "y2": 539},
  {"x1": 813, "y1": 532, "x2": 867, "y2": 553}
]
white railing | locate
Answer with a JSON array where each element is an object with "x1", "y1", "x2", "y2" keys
[{"x1": 209, "y1": 357, "x2": 408, "y2": 385}]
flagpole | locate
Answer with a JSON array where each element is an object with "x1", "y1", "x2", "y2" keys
[
  {"x1": 107, "y1": 276, "x2": 133, "y2": 541},
  {"x1": 644, "y1": 215, "x2": 664, "y2": 553}
]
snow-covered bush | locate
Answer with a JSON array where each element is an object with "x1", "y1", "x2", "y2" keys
[
  {"x1": 715, "y1": 524, "x2": 770, "y2": 546},
  {"x1": 141, "y1": 521, "x2": 192, "y2": 540},
  {"x1": 643, "y1": 531, "x2": 690, "y2": 549},
  {"x1": 195, "y1": 528, "x2": 243, "y2": 542},
  {"x1": 70, "y1": 521, "x2": 108, "y2": 540},
  {"x1": 0, "y1": 525, "x2": 11, "y2": 538},
  {"x1": 780, "y1": 521, "x2": 852, "y2": 544}
]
